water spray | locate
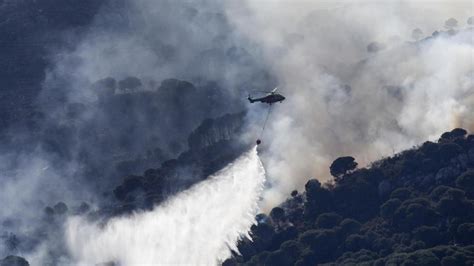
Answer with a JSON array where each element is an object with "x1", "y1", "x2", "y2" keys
[{"x1": 66, "y1": 146, "x2": 266, "y2": 265}]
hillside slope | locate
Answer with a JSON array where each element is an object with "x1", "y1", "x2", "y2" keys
[{"x1": 225, "y1": 128, "x2": 474, "y2": 266}]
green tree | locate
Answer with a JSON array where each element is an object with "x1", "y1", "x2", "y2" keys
[
  {"x1": 344, "y1": 234, "x2": 369, "y2": 252},
  {"x1": 315, "y1": 213, "x2": 342, "y2": 229},
  {"x1": 380, "y1": 198, "x2": 402, "y2": 219},
  {"x1": 468, "y1": 16, "x2": 474, "y2": 26},
  {"x1": 299, "y1": 229, "x2": 339, "y2": 262},
  {"x1": 390, "y1": 188, "x2": 412, "y2": 201},
  {"x1": 270, "y1": 207, "x2": 285, "y2": 222},
  {"x1": 304, "y1": 179, "x2": 332, "y2": 219},
  {"x1": 456, "y1": 171, "x2": 474, "y2": 197},
  {"x1": 413, "y1": 226, "x2": 443, "y2": 247},
  {"x1": 330, "y1": 156, "x2": 358, "y2": 178},
  {"x1": 406, "y1": 250, "x2": 440, "y2": 266},
  {"x1": 429, "y1": 186, "x2": 451, "y2": 201},
  {"x1": 340, "y1": 219, "x2": 361, "y2": 236},
  {"x1": 456, "y1": 223, "x2": 474, "y2": 245},
  {"x1": 438, "y1": 143, "x2": 463, "y2": 162},
  {"x1": 118, "y1": 76, "x2": 142, "y2": 91},
  {"x1": 444, "y1": 18, "x2": 458, "y2": 29}
]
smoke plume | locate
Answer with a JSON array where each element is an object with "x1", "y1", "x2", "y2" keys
[
  {"x1": 225, "y1": 0, "x2": 474, "y2": 209},
  {"x1": 1, "y1": 0, "x2": 473, "y2": 263}
]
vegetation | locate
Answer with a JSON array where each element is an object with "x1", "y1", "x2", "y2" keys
[
  {"x1": 445, "y1": 18, "x2": 458, "y2": 29},
  {"x1": 224, "y1": 128, "x2": 474, "y2": 265},
  {"x1": 329, "y1": 156, "x2": 357, "y2": 179},
  {"x1": 0, "y1": 255, "x2": 29, "y2": 266}
]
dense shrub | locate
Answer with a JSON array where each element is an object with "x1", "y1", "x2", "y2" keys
[
  {"x1": 456, "y1": 171, "x2": 474, "y2": 197},
  {"x1": 344, "y1": 234, "x2": 369, "y2": 251},
  {"x1": 393, "y1": 198, "x2": 438, "y2": 230},
  {"x1": 413, "y1": 226, "x2": 443, "y2": 247},
  {"x1": 304, "y1": 179, "x2": 332, "y2": 219},
  {"x1": 437, "y1": 188, "x2": 474, "y2": 217},
  {"x1": 53, "y1": 202, "x2": 68, "y2": 214},
  {"x1": 333, "y1": 177, "x2": 379, "y2": 220},
  {"x1": 429, "y1": 185, "x2": 451, "y2": 201},
  {"x1": 438, "y1": 143, "x2": 463, "y2": 162},
  {"x1": 440, "y1": 128, "x2": 467, "y2": 141},
  {"x1": 405, "y1": 249, "x2": 440, "y2": 265},
  {"x1": 270, "y1": 207, "x2": 285, "y2": 222},
  {"x1": 390, "y1": 188, "x2": 412, "y2": 201},
  {"x1": 315, "y1": 213, "x2": 342, "y2": 229},
  {"x1": 380, "y1": 198, "x2": 401, "y2": 219},
  {"x1": 456, "y1": 223, "x2": 474, "y2": 245},
  {"x1": 299, "y1": 229, "x2": 339, "y2": 262},
  {"x1": 339, "y1": 219, "x2": 361, "y2": 236}
]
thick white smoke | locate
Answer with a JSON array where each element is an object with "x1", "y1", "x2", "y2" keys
[
  {"x1": 225, "y1": 0, "x2": 474, "y2": 209},
  {"x1": 65, "y1": 146, "x2": 265, "y2": 265},
  {"x1": 3, "y1": 1, "x2": 472, "y2": 262}
]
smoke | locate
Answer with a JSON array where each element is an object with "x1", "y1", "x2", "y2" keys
[
  {"x1": 32, "y1": 0, "x2": 273, "y2": 194},
  {"x1": 1, "y1": 0, "x2": 268, "y2": 261},
  {"x1": 1, "y1": 0, "x2": 473, "y2": 262},
  {"x1": 65, "y1": 146, "x2": 265, "y2": 265},
  {"x1": 225, "y1": 0, "x2": 474, "y2": 209}
]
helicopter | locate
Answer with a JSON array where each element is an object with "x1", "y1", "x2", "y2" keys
[
  {"x1": 247, "y1": 87, "x2": 286, "y2": 145},
  {"x1": 248, "y1": 87, "x2": 285, "y2": 105}
]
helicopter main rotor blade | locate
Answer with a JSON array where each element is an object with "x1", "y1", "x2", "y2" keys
[
  {"x1": 249, "y1": 91, "x2": 272, "y2": 96},
  {"x1": 249, "y1": 87, "x2": 279, "y2": 95}
]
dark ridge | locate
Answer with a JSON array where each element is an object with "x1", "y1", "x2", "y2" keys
[
  {"x1": 109, "y1": 111, "x2": 248, "y2": 215},
  {"x1": 224, "y1": 128, "x2": 474, "y2": 266}
]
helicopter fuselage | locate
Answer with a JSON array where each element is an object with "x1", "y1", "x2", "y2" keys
[{"x1": 248, "y1": 93, "x2": 285, "y2": 104}]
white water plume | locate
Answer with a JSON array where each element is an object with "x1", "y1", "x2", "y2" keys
[{"x1": 65, "y1": 146, "x2": 265, "y2": 265}]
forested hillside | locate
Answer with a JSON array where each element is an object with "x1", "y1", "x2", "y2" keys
[{"x1": 225, "y1": 128, "x2": 474, "y2": 265}]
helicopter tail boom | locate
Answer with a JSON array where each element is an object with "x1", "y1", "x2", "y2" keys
[{"x1": 248, "y1": 95, "x2": 256, "y2": 103}]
